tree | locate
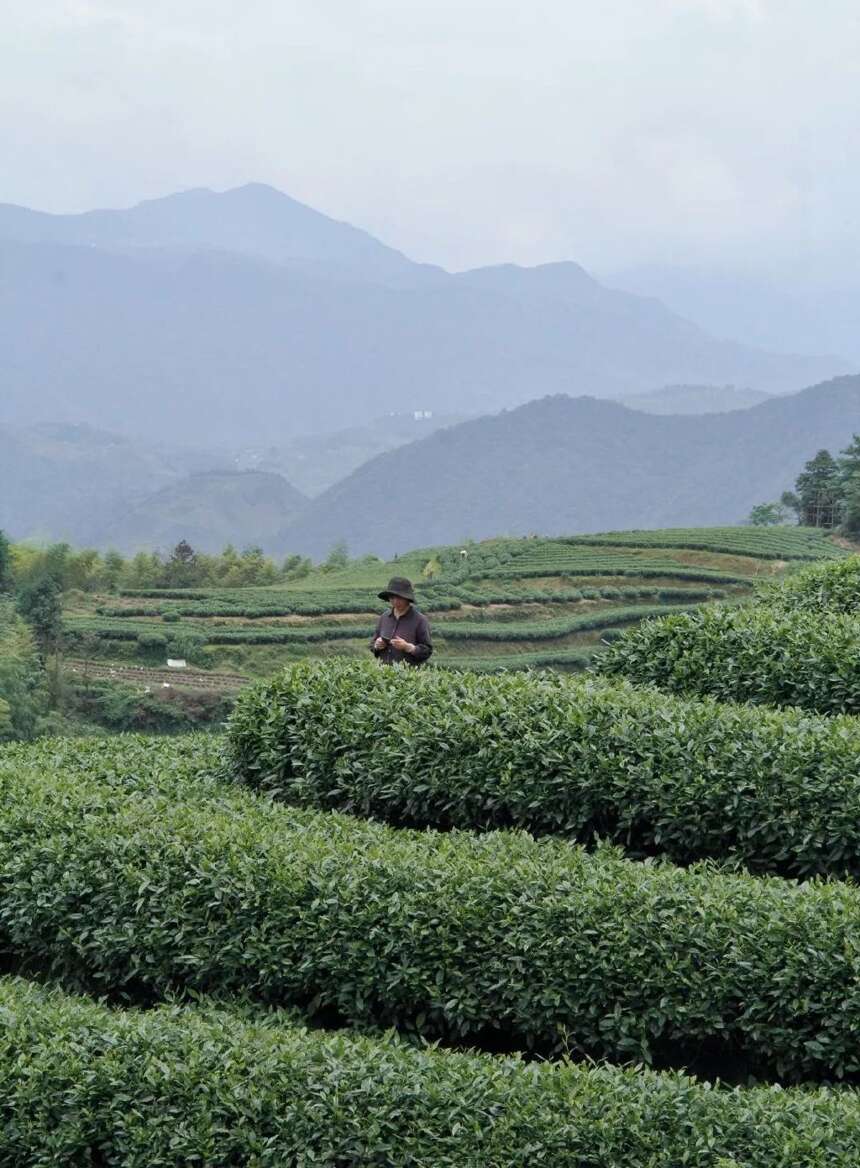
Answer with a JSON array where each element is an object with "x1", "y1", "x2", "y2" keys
[
  {"x1": 748, "y1": 502, "x2": 787, "y2": 527},
  {"x1": 102, "y1": 549, "x2": 126, "y2": 593},
  {"x1": 794, "y1": 450, "x2": 841, "y2": 527},
  {"x1": 839, "y1": 471, "x2": 860, "y2": 537},
  {"x1": 321, "y1": 541, "x2": 349, "y2": 572},
  {"x1": 0, "y1": 601, "x2": 47, "y2": 741},
  {"x1": 780, "y1": 490, "x2": 801, "y2": 523},
  {"x1": 15, "y1": 575, "x2": 63, "y2": 658},
  {"x1": 165, "y1": 540, "x2": 201, "y2": 588},
  {"x1": 0, "y1": 530, "x2": 12, "y2": 593}
]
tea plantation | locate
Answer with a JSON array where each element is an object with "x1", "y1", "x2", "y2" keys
[
  {"x1": 6, "y1": 531, "x2": 860, "y2": 1164},
  {"x1": 61, "y1": 525, "x2": 841, "y2": 693}
]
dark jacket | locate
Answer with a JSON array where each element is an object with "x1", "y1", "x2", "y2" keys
[{"x1": 371, "y1": 605, "x2": 433, "y2": 666}]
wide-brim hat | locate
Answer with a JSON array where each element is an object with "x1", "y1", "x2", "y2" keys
[{"x1": 378, "y1": 576, "x2": 416, "y2": 602}]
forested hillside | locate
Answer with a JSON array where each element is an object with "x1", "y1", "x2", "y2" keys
[{"x1": 280, "y1": 375, "x2": 860, "y2": 557}]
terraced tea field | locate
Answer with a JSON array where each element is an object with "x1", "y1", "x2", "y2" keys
[
  {"x1": 6, "y1": 552, "x2": 860, "y2": 1164},
  {"x1": 61, "y1": 525, "x2": 844, "y2": 690}
]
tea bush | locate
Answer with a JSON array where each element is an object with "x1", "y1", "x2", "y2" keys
[
  {"x1": 3, "y1": 738, "x2": 860, "y2": 1077},
  {"x1": 227, "y1": 662, "x2": 860, "y2": 876},
  {"x1": 4, "y1": 976, "x2": 860, "y2": 1167},
  {"x1": 596, "y1": 606, "x2": 860, "y2": 713},
  {"x1": 755, "y1": 556, "x2": 860, "y2": 615}
]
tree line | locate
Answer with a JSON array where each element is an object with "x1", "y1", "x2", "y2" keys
[{"x1": 749, "y1": 434, "x2": 860, "y2": 533}]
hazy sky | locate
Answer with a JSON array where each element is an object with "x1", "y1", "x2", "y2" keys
[{"x1": 3, "y1": 0, "x2": 859, "y2": 275}]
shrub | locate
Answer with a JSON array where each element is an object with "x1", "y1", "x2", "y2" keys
[
  {"x1": 136, "y1": 632, "x2": 167, "y2": 651},
  {"x1": 227, "y1": 661, "x2": 860, "y2": 878},
  {"x1": 596, "y1": 605, "x2": 860, "y2": 714},
  {"x1": 4, "y1": 977, "x2": 860, "y2": 1167},
  {"x1": 4, "y1": 737, "x2": 860, "y2": 1078},
  {"x1": 755, "y1": 556, "x2": 860, "y2": 615}
]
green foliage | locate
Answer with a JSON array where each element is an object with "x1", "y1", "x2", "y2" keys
[
  {"x1": 66, "y1": 678, "x2": 233, "y2": 731},
  {"x1": 596, "y1": 604, "x2": 860, "y2": 714},
  {"x1": 0, "y1": 601, "x2": 47, "y2": 741},
  {"x1": 747, "y1": 502, "x2": 787, "y2": 526},
  {"x1": 754, "y1": 556, "x2": 860, "y2": 615},
  {"x1": 15, "y1": 574, "x2": 63, "y2": 651},
  {"x1": 228, "y1": 660, "x2": 860, "y2": 878},
  {"x1": 6, "y1": 977, "x2": 860, "y2": 1167},
  {"x1": 5, "y1": 735, "x2": 860, "y2": 1078},
  {"x1": 795, "y1": 449, "x2": 841, "y2": 528},
  {"x1": 0, "y1": 529, "x2": 11, "y2": 593},
  {"x1": 552, "y1": 526, "x2": 846, "y2": 560}
]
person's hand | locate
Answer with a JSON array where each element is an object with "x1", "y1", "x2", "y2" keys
[
  {"x1": 374, "y1": 636, "x2": 387, "y2": 651},
  {"x1": 390, "y1": 636, "x2": 414, "y2": 654}
]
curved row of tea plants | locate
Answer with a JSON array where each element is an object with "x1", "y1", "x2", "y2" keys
[
  {"x1": 228, "y1": 661, "x2": 860, "y2": 878},
  {"x1": 4, "y1": 976, "x2": 860, "y2": 1168},
  {"x1": 442, "y1": 647, "x2": 597, "y2": 672},
  {"x1": 479, "y1": 563, "x2": 749, "y2": 584},
  {"x1": 3, "y1": 737, "x2": 860, "y2": 1078},
  {"x1": 98, "y1": 583, "x2": 726, "y2": 620},
  {"x1": 563, "y1": 527, "x2": 847, "y2": 560},
  {"x1": 596, "y1": 606, "x2": 860, "y2": 714},
  {"x1": 66, "y1": 603, "x2": 698, "y2": 649}
]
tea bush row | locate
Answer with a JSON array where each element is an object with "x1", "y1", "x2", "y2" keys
[
  {"x1": 228, "y1": 661, "x2": 860, "y2": 878},
  {"x1": 754, "y1": 556, "x2": 860, "y2": 615},
  {"x1": 4, "y1": 738, "x2": 860, "y2": 1077},
  {"x1": 5, "y1": 976, "x2": 860, "y2": 1168},
  {"x1": 478, "y1": 564, "x2": 748, "y2": 584},
  {"x1": 596, "y1": 606, "x2": 860, "y2": 714},
  {"x1": 562, "y1": 527, "x2": 847, "y2": 560}
]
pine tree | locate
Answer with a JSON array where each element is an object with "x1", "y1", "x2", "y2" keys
[{"x1": 794, "y1": 450, "x2": 841, "y2": 527}]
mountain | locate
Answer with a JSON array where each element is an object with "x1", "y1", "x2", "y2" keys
[
  {"x1": 276, "y1": 374, "x2": 860, "y2": 559},
  {"x1": 0, "y1": 423, "x2": 189, "y2": 544},
  {"x1": 0, "y1": 186, "x2": 847, "y2": 444},
  {"x1": 0, "y1": 183, "x2": 433, "y2": 284},
  {"x1": 96, "y1": 470, "x2": 308, "y2": 554},
  {"x1": 619, "y1": 384, "x2": 772, "y2": 415},
  {"x1": 230, "y1": 411, "x2": 468, "y2": 497},
  {"x1": 0, "y1": 422, "x2": 309, "y2": 550},
  {"x1": 609, "y1": 263, "x2": 860, "y2": 366}
]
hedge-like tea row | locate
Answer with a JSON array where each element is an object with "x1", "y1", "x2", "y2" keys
[
  {"x1": 562, "y1": 526, "x2": 847, "y2": 560},
  {"x1": 5, "y1": 978, "x2": 860, "y2": 1168},
  {"x1": 754, "y1": 556, "x2": 860, "y2": 615},
  {"x1": 443, "y1": 647, "x2": 597, "y2": 672},
  {"x1": 478, "y1": 563, "x2": 749, "y2": 584},
  {"x1": 596, "y1": 605, "x2": 860, "y2": 714},
  {"x1": 4, "y1": 738, "x2": 860, "y2": 1078},
  {"x1": 227, "y1": 661, "x2": 860, "y2": 877}
]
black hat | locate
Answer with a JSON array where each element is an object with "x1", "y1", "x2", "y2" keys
[{"x1": 378, "y1": 576, "x2": 416, "y2": 602}]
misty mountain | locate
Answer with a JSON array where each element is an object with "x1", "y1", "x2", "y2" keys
[
  {"x1": 0, "y1": 422, "x2": 309, "y2": 550},
  {"x1": 619, "y1": 384, "x2": 772, "y2": 415},
  {"x1": 230, "y1": 411, "x2": 467, "y2": 497},
  {"x1": 277, "y1": 375, "x2": 860, "y2": 559},
  {"x1": 96, "y1": 470, "x2": 308, "y2": 554},
  {"x1": 610, "y1": 263, "x2": 860, "y2": 366},
  {"x1": 0, "y1": 185, "x2": 846, "y2": 445},
  {"x1": 0, "y1": 423, "x2": 190, "y2": 544},
  {"x1": 0, "y1": 183, "x2": 433, "y2": 284}
]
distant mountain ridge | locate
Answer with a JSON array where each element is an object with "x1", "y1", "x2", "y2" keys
[
  {"x1": 98, "y1": 469, "x2": 308, "y2": 554},
  {"x1": 6, "y1": 376, "x2": 860, "y2": 557},
  {"x1": 0, "y1": 184, "x2": 847, "y2": 445},
  {"x1": 619, "y1": 384, "x2": 772, "y2": 415},
  {"x1": 276, "y1": 374, "x2": 860, "y2": 558},
  {"x1": 0, "y1": 183, "x2": 433, "y2": 284}
]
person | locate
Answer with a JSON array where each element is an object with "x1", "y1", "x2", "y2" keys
[{"x1": 371, "y1": 577, "x2": 433, "y2": 666}]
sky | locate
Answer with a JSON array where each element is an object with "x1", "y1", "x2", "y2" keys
[{"x1": 2, "y1": 0, "x2": 859, "y2": 277}]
